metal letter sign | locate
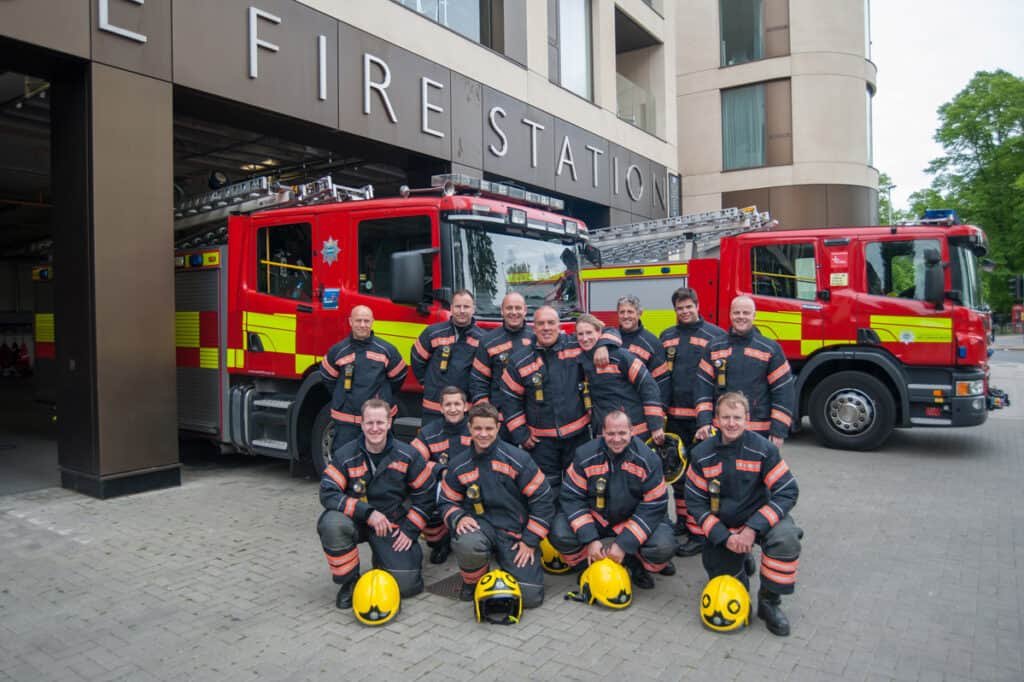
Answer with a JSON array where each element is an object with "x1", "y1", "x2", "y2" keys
[
  {"x1": 248, "y1": 7, "x2": 281, "y2": 79},
  {"x1": 98, "y1": 0, "x2": 147, "y2": 44}
]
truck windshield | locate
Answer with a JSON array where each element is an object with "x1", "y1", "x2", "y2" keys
[
  {"x1": 446, "y1": 221, "x2": 582, "y2": 319},
  {"x1": 949, "y1": 242, "x2": 985, "y2": 310}
]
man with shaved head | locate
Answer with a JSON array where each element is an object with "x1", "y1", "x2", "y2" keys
[
  {"x1": 320, "y1": 305, "x2": 408, "y2": 460},
  {"x1": 469, "y1": 292, "x2": 534, "y2": 432},
  {"x1": 693, "y1": 295, "x2": 794, "y2": 446}
]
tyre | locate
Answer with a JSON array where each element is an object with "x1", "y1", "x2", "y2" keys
[
  {"x1": 311, "y1": 403, "x2": 334, "y2": 475},
  {"x1": 807, "y1": 371, "x2": 896, "y2": 451}
]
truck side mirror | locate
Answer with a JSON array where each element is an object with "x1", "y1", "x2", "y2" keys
[
  {"x1": 923, "y1": 247, "x2": 945, "y2": 310},
  {"x1": 390, "y1": 251, "x2": 425, "y2": 305}
]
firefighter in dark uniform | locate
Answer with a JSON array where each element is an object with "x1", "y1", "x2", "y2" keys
[
  {"x1": 684, "y1": 392, "x2": 802, "y2": 636},
  {"x1": 320, "y1": 305, "x2": 408, "y2": 452},
  {"x1": 501, "y1": 306, "x2": 618, "y2": 499},
  {"x1": 615, "y1": 295, "x2": 671, "y2": 403},
  {"x1": 317, "y1": 399, "x2": 437, "y2": 609},
  {"x1": 469, "y1": 292, "x2": 534, "y2": 429},
  {"x1": 575, "y1": 314, "x2": 666, "y2": 443},
  {"x1": 659, "y1": 286, "x2": 727, "y2": 556},
  {"x1": 410, "y1": 386, "x2": 471, "y2": 565},
  {"x1": 550, "y1": 411, "x2": 677, "y2": 589},
  {"x1": 411, "y1": 289, "x2": 483, "y2": 429},
  {"x1": 694, "y1": 295, "x2": 795, "y2": 447},
  {"x1": 439, "y1": 403, "x2": 555, "y2": 608}
]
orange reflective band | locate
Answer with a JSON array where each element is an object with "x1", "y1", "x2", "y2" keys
[
  {"x1": 668, "y1": 407, "x2": 697, "y2": 418},
  {"x1": 343, "y1": 497, "x2": 358, "y2": 518},
  {"x1": 422, "y1": 398, "x2": 442, "y2": 413},
  {"x1": 522, "y1": 470, "x2": 545, "y2": 497},
  {"x1": 491, "y1": 460, "x2": 517, "y2": 479},
  {"x1": 323, "y1": 465, "x2": 347, "y2": 490},
  {"x1": 760, "y1": 566, "x2": 797, "y2": 585},
  {"x1": 631, "y1": 424, "x2": 650, "y2": 437},
  {"x1": 431, "y1": 335, "x2": 456, "y2": 347},
  {"x1": 406, "y1": 508, "x2": 427, "y2": 530},
  {"x1": 686, "y1": 467, "x2": 708, "y2": 491},
  {"x1": 767, "y1": 363, "x2": 791, "y2": 384},
  {"x1": 321, "y1": 356, "x2": 340, "y2": 378},
  {"x1": 644, "y1": 481, "x2": 667, "y2": 501},
  {"x1": 331, "y1": 410, "x2": 361, "y2": 424},
  {"x1": 650, "y1": 363, "x2": 669, "y2": 378},
  {"x1": 689, "y1": 337, "x2": 708, "y2": 347},
  {"x1": 701, "y1": 515, "x2": 720, "y2": 536},
  {"x1": 710, "y1": 349, "x2": 731, "y2": 361},
  {"x1": 628, "y1": 344, "x2": 651, "y2": 361},
  {"x1": 570, "y1": 514, "x2": 595, "y2": 532},
  {"x1": 744, "y1": 347, "x2": 771, "y2": 362},
  {"x1": 462, "y1": 565, "x2": 490, "y2": 583},
  {"x1": 411, "y1": 439, "x2": 430, "y2": 461},
  {"x1": 698, "y1": 359, "x2": 713, "y2": 376},
  {"x1": 662, "y1": 338, "x2": 679, "y2": 348},
  {"x1": 622, "y1": 462, "x2": 646, "y2": 479},
  {"x1": 770, "y1": 409, "x2": 793, "y2": 427},
  {"x1": 387, "y1": 359, "x2": 407, "y2": 379},
  {"x1": 704, "y1": 462, "x2": 723, "y2": 478},
  {"x1": 747, "y1": 421, "x2": 771, "y2": 432},
  {"x1": 413, "y1": 340, "x2": 430, "y2": 360},
  {"x1": 365, "y1": 351, "x2": 387, "y2": 364},
  {"x1": 488, "y1": 341, "x2": 512, "y2": 356},
  {"x1": 472, "y1": 357, "x2": 491, "y2": 377},
  {"x1": 623, "y1": 519, "x2": 648, "y2": 544},
  {"x1": 764, "y1": 461, "x2": 790, "y2": 487},
  {"x1": 735, "y1": 459, "x2": 761, "y2": 473},
  {"x1": 584, "y1": 463, "x2": 610, "y2": 478},
  {"x1": 388, "y1": 460, "x2": 409, "y2": 475},
  {"x1": 761, "y1": 556, "x2": 799, "y2": 572},
  {"x1": 558, "y1": 347, "x2": 582, "y2": 360},
  {"x1": 506, "y1": 414, "x2": 528, "y2": 431},
  {"x1": 519, "y1": 358, "x2": 544, "y2": 377},
  {"x1": 628, "y1": 359, "x2": 643, "y2": 383},
  {"x1": 566, "y1": 464, "x2": 587, "y2": 490},
  {"x1": 526, "y1": 519, "x2": 548, "y2": 538},
  {"x1": 441, "y1": 480, "x2": 464, "y2": 502},
  {"x1": 643, "y1": 405, "x2": 664, "y2": 417},
  {"x1": 758, "y1": 504, "x2": 780, "y2": 527},
  {"x1": 410, "y1": 462, "x2": 434, "y2": 489},
  {"x1": 502, "y1": 371, "x2": 524, "y2": 395},
  {"x1": 457, "y1": 469, "x2": 479, "y2": 485}
]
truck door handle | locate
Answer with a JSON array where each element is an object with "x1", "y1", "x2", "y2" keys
[
  {"x1": 247, "y1": 333, "x2": 264, "y2": 352},
  {"x1": 296, "y1": 304, "x2": 313, "y2": 313}
]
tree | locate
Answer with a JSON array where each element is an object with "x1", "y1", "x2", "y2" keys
[
  {"x1": 877, "y1": 172, "x2": 913, "y2": 224},
  {"x1": 920, "y1": 70, "x2": 1024, "y2": 312}
]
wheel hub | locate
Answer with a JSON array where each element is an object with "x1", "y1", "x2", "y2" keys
[{"x1": 825, "y1": 389, "x2": 875, "y2": 434}]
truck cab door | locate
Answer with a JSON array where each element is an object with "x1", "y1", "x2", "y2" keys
[
  {"x1": 855, "y1": 235, "x2": 954, "y2": 367},
  {"x1": 239, "y1": 215, "x2": 317, "y2": 378},
  {"x1": 743, "y1": 238, "x2": 823, "y2": 359}
]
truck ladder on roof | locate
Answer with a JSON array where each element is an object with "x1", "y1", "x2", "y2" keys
[{"x1": 589, "y1": 206, "x2": 775, "y2": 265}]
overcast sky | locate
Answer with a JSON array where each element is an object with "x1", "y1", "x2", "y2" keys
[{"x1": 871, "y1": 0, "x2": 1024, "y2": 209}]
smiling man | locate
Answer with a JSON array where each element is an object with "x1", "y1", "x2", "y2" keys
[
  {"x1": 693, "y1": 295, "x2": 795, "y2": 447},
  {"x1": 684, "y1": 392, "x2": 802, "y2": 636}
]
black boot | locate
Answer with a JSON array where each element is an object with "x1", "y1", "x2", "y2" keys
[
  {"x1": 757, "y1": 588, "x2": 790, "y2": 636},
  {"x1": 459, "y1": 580, "x2": 477, "y2": 602},
  {"x1": 335, "y1": 580, "x2": 356, "y2": 609},
  {"x1": 626, "y1": 556, "x2": 655, "y2": 589},
  {"x1": 430, "y1": 538, "x2": 451, "y2": 564},
  {"x1": 659, "y1": 560, "x2": 677, "y2": 576},
  {"x1": 672, "y1": 518, "x2": 688, "y2": 536},
  {"x1": 675, "y1": 535, "x2": 704, "y2": 557}
]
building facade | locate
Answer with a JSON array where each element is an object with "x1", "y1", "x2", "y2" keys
[
  {"x1": 0, "y1": 0, "x2": 676, "y2": 496},
  {"x1": 677, "y1": 0, "x2": 879, "y2": 226}
]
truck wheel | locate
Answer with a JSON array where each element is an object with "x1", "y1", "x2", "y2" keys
[
  {"x1": 311, "y1": 404, "x2": 334, "y2": 476},
  {"x1": 807, "y1": 371, "x2": 896, "y2": 451}
]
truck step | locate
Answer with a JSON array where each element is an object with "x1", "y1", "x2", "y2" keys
[
  {"x1": 253, "y1": 398, "x2": 293, "y2": 410},
  {"x1": 251, "y1": 438, "x2": 289, "y2": 451}
]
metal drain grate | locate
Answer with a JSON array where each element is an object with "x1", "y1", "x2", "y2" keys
[{"x1": 425, "y1": 572, "x2": 465, "y2": 600}]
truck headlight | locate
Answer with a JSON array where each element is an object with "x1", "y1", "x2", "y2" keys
[{"x1": 955, "y1": 380, "x2": 984, "y2": 397}]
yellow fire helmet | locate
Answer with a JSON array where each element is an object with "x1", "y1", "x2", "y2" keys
[
  {"x1": 647, "y1": 432, "x2": 686, "y2": 485},
  {"x1": 352, "y1": 569, "x2": 401, "y2": 627},
  {"x1": 700, "y1": 575, "x2": 750, "y2": 633},
  {"x1": 571, "y1": 558, "x2": 632, "y2": 609},
  {"x1": 474, "y1": 569, "x2": 523, "y2": 625},
  {"x1": 539, "y1": 537, "x2": 572, "y2": 574}
]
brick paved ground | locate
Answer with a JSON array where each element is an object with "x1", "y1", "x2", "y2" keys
[{"x1": 1, "y1": 358, "x2": 1022, "y2": 681}]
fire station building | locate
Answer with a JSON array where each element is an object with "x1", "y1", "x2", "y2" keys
[{"x1": 0, "y1": 1, "x2": 875, "y2": 497}]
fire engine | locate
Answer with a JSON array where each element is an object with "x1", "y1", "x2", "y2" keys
[
  {"x1": 173, "y1": 173, "x2": 593, "y2": 473},
  {"x1": 584, "y1": 207, "x2": 1008, "y2": 450}
]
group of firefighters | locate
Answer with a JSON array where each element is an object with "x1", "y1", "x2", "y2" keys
[{"x1": 315, "y1": 287, "x2": 803, "y2": 636}]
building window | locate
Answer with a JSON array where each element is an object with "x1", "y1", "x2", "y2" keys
[
  {"x1": 256, "y1": 223, "x2": 312, "y2": 301},
  {"x1": 751, "y1": 243, "x2": 817, "y2": 301},
  {"x1": 865, "y1": 240, "x2": 940, "y2": 300},
  {"x1": 720, "y1": 0, "x2": 763, "y2": 66},
  {"x1": 357, "y1": 215, "x2": 432, "y2": 299},
  {"x1": 866, "y1": 86, "x2": 874, "y2": 167},
  {"x1": 395, "y1": 0, "x2": 504, "y2": 50},
  {"x1": 549, "y1": 0, "x2": 593, "y2": 101},
  {"x1": 722, "y1": 84, "x2": 765, "y2": 170}
]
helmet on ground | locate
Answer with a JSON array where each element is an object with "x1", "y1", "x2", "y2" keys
[
  {"x1": 647, "y1": 432, "x2": 686, "y2": 484},
  {"x1": 474, "y1": 569, "x2": 523, "y2": 625},
  {"x1": 540, "y1": 537, "x2": 572, "y2": 574},
  {"x1": 577, "y1": 558, "x2": 632, "y2": 609},
  {"x1": 352, "y1": 569, "x2": 400, "y2": 626},
  {"x1": 700, "y1": 575, "x2": 750, "y2": 633}
]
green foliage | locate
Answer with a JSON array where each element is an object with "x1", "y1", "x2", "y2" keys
[{"x1": 916, "y1": 70, "x2": 1024, "y2": 312}]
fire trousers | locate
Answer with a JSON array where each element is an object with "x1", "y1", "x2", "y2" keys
[
  {"x1": 317, "y1": 509, "x2": 424, "y2": 597},
  {"x1": 548, "y1": 514, "x2": 675, "y2": 573},
  {"x1": 450, "y1": 518, "x2": 545, "y2": 608},
  {"x1": 700, "y1": 515, "x2": 802, "y2": 595}
]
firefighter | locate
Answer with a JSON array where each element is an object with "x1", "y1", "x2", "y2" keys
[
  {"x1": 500, "y1": 306, "x2": 617, "y2": 499},
  {"x1": 316, "y1": 399, "x2": 437, "y2": 609},
  {"x1": 694, "y1": 295, "x2": 795, "y2": 447},
  {"x1": 440, "y1": 403, "x2": 555, "y2": 608},
  {"x1": 659, "y1": 286, "x2": 727, "y2": 556},
  {"x1": 575, "y1": 314, "x2": 665, "y2": 443},
  {"x1": 409, "y1": 386, "x2": 471, "y2": 564},
  {"x1": 410, "y1": 289, "x2": 483, "y2": 428},
  {"x1": 469, "y1": 292, "x2": 534, "y2": 428},
  {"x1": 320, "y1": 305, "x2": 408, "y2": 451},
  {"x1": 550, "y1": 410, "x2": 676, "y2": 589},
  {"x1": 615, "y1": 295, "x2": 670, "y2": 403},
  {"x1": 684, "y1": 392, "x2": 802, "y2": 636}
]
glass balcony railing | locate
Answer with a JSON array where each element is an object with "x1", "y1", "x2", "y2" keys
[
  {"x1": 641, "y1": 0, "x2": 663, "y2": 14},
  {"x1": 394, "y1": 0, "x2": 481, "y2": 43},
  {"x1": 617, "y1": 73, "x2": 656, "y2": 136}
]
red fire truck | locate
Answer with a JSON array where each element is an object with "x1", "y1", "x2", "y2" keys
[
  {"x1": 174, "y1": 174, "x2": 592, "y2": 472},
  {"x1": 584, "y1": 208, "x2": 1007, "y2": 450}
]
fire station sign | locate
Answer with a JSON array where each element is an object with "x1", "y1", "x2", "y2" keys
[{"x1": 0, "y1": 0, "x2": 670, "y2": 218}]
